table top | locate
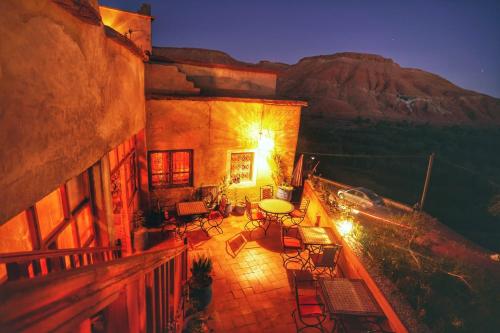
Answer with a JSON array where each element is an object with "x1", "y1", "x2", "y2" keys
[
  {"x1": 319, "y1": 278, "x2": 384, "y2": 317},
  {"x1": 299, "y1": 226, "x2": 336, "y2": 246},
  {"x1": 258, "y1": 199, "x2": 294, "y2": 214},
  {"x1": 176, "y1": 201, "x2": 208, "y2": 216}
]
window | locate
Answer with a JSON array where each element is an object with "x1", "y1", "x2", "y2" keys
[
  {"x1": 0, "y1": 212, "x2": 33, "y2": 283},
  {"x1": 36, "y1": 189, "x2": 65, "y2": 240},
  {"x1": 0, "y1": 168, "x2": 95, "y2": 256},
  {"x1": 149, "y1": 150, "x2": 193, "y2": 188},
  {"x1": 108, "y1": 134, "x2": 138, "y2": 211},
  {"x1": 230, "y1": 152, "x2": 254, "y2": 183}
]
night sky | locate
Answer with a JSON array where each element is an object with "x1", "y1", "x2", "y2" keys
[{"x1": 101, "y1": 0, "x2": 500, "y2": 98}]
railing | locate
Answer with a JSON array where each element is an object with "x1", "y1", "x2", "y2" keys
[
  {"x1": 0, "y1": 242, "x2": 188, "y2": 333},
  {"x1": 0, "y1": 245, "x2": 122, "y2": 282}
]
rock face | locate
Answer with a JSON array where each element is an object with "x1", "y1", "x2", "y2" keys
[
  {"x1": 152, "y1": 47, "x2": 500, "y2": 125},
  {"x1": 277, "y1": 53, "x2": 500, "y2": 125}
]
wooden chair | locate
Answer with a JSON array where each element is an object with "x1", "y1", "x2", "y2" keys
[
  {"x1": 280, "y1": 226, "x2": 304, "y2": 268},
  {"x1": 244, "y1": 196, "x2": 268, "y2": 235},
  {"x1": 260, "y1": 184, "x2": 274, "y2": 200},
  {"x1": 310, "y1": 245, "x2": 342, "y2": 277},
  {"x1": 291, "y1": 271, "x2": 327, "y2": 332}
]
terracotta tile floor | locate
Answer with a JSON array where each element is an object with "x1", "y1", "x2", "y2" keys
[{"x1": 187, "y1": 214, "x2": 335, "y2": 333}]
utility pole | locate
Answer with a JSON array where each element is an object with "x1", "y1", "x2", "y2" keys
[{"x1": 419, "y1": 152, "x2": 435, "y2": 211}]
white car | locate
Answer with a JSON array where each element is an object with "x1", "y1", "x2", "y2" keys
[{"x1": 337, "y1": 187, "x2": 385, "y2": 209}]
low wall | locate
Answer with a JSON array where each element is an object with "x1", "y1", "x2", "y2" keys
[{"x1": 303, "y1": 180, "x2": 408, "y2": 333}]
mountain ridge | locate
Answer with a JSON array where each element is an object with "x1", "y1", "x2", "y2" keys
[{"x1": 152, "y1": 47, "x2": 500, "y2": 125}]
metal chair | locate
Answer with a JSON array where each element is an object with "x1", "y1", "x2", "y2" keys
[
  {"x1": 310, "y1": 245, "x2": 342, "y2": 277},
  {"x1": 280, "y1": 226, "x2": 304, "y2": 268},
  {"x1": 203, "y1": 196, "x2": 226, "y2": 234},
  {"x1": 244, "y1": 196, "x2": 267, "y2": 235},
  {"x1": 284, "y1": 198, "x2": 310, "y2": 226},
  {"x1": 291, "y1": 271, "x2": 327, "y2": 332},
  {"x1": 260, "y1": 184, "x2": 274, "y2": 200}
]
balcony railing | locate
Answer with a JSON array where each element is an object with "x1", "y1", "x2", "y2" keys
[
  {"x1": 0, "y1": 242, "x2": 188, "y2": 332},
  {"x1": 0, "y1": 245, "x2": 122, "y2": 282}
]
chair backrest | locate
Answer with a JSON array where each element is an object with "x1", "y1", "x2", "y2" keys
[
  {"x1": 318, "y1": 245, "x2": 342, "y2": 268},
  {"x1": 260, "y1": 185, "x2": 274, "y2": 200},
  {"x1": 299, "y1": 198, "x2": 310, "y2": 212},
  {"x1": 218, "y1": 195, "x2": 227, "y2": 214},
  {"x1": 281, "y1": 226, "x2": 299, "y2": 246},
  {"x1": 293, "y1": 271, "x2": 316, "y2": 303},
  {"x1": 244, "y1": 196, "x2": 253, "y2": 217}
]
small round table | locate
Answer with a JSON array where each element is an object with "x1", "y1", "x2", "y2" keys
[
  {"x1": 258, "y1": 199, "x2": 294, "y2": 215},
  {"x1": 258, "y1": 199, "x2": 294, "y2": 232}
]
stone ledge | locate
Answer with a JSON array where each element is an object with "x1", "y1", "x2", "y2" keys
[{"x1": 53, "y1": 0, "x2": 101, "y2": 26}]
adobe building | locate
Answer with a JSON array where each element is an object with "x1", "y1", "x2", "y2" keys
[{"x1": 0, "y1": 1, "x2": 305, "y2": 331}]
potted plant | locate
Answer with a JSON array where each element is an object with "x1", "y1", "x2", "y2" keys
[
  {"x1": 218, "y1": 176, "x2": 233, "y2": 216},
  {"x1": 132, "y1": 209, "x2": 148, "y2": 251},
  {"x1": 231, "y1": 188, "x2": 245, "y2": 215},
  {"x1": 189, "y1": 256, "x2": 213, "y2": 311},
  {"x1": 182, "y1": 312, "x2": 210, "y2": 333}
]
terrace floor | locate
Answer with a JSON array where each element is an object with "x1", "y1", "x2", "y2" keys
[{"x1": 183, "y1": 214, "x2": 336, "y2": 333}]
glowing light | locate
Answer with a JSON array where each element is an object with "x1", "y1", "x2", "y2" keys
[
  {"x1": 258, "y1": 134, "x2": 274, "y2": 152},
  {"x1": 337, "y1": 219, "x2": 353, "y2": 237}
]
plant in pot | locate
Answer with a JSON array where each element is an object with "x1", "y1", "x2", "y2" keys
[
  {"x1": 231, "y1": 188, "x2": 245, "y2": 216},
  {"x1": 189, "y1": 256, "x2": 213, "y2": 311},
  {"x1": 132, "y1": 209, "x2": 148, "y2": 252},
  {"x1": 182, "y1": 311, "x2": 210, "y2": 333},
  {"x1": 218, "y1": 176, "x2": 233, "y2": 217},
  {"x1": 271, "y1": 152, "x2": 293, "y2": 201}
]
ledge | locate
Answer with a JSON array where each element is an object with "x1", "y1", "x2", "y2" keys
[
  {"x1": 149, "y1": 54, "x2": 281, "y2": 75},
  {"x1": 146, "y1": 94, "x2": 308, "y2": 107},
  {"x1": 104, "y1": 26, "x2": 146, "y2": 60},
  {"x1": 53, "y1": 0, "x2": 102, "y2": 26}
]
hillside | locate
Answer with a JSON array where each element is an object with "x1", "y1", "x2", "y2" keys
[
  {"x1": 278, "y1": 53, "x2": 500, "y2": 125},
  {"x1": 152, "y1": 47, "x2": 500, "y2": 125}
]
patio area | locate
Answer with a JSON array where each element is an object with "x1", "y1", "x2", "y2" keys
[{"x1": 181, "y1": 214, "x2": 336, "y2": 333}]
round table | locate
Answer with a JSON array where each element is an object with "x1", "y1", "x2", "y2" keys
[{"x1": 258, "y1": 199, "x2": 294, "y2": 215}]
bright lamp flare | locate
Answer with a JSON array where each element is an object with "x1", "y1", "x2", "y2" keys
[
  {"x1": 337, "y1": 219, "x2": 353, "y2": 237},
  {"x1": 258, "y1": 134, "x2": 274, "y2": 152}
]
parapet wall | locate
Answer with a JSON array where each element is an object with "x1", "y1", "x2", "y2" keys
[{"x1": 302, "y1": 180, "x2": 409, "y2": 333}]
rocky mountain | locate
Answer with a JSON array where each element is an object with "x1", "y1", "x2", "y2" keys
[{"x1": 152, "y1": 47, "x2": 500, "y2": 125}]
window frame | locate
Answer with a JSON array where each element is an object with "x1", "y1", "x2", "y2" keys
[
  {"x1": 148, "y1": 149, "x2": 194, "y2": 189},
  {"x1": 5, "y1": 168, "x2": 97, "y2": 252},
  {"x1": 226, "y1": 149, "x2": 257, "y2": 187}
]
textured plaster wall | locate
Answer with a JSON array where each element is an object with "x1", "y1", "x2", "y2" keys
[
  {"x1": 175, "y1": 63, "x2": 277, "y2": 97},
  {"x1": 145, "y1": 99, "x2": 301, "y2": 208},
  {"x1": 100, "y1": 5, "x2": 152, "y2": 54},
  {"x1": 0, "y1": 0, "x2": 146, "y2": 223}
]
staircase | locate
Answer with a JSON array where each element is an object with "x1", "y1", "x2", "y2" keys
[
  {"x1": 0, "y1": 242, "x2": 188, "y2": 333},
  {"x1": 146, "y1": 62, "x2": 200, "y2": 96}
]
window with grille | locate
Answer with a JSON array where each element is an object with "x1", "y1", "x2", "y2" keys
[
  {"x1": 148, "y1": 150, "x2": 193, "y2": 188},
  {"x1": 230, "y1": 152, "x2": 254, "y2": 183}
]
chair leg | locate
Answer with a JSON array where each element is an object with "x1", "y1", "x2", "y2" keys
[
  {"x1": 291, "y1": 308, "x2": 326, "y2": 332},
  {"x1": 204, "y1": 217, "x2": 224, "y2": 235},
  {"x1": 281, "y1": 249, "x2": 305, "y2": 268}
]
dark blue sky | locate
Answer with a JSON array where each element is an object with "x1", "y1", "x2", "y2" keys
[{"x1": 101, "y1": 0, "x2": 500, "y2": 98}]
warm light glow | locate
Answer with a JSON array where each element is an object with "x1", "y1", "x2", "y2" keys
[
  {"x1": 258, "y1": 134, "x2": 275, "y2": 152},
  {"x1": 337, "y1": 219, "x2": 354, "y2": 237}
]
